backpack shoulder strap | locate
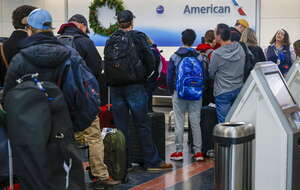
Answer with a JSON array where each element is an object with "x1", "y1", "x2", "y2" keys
[
  {"x1": 239, "y1": 42, "x2": 247, "y2": 53},
  {"x1": 239, "y1": 42, "x2": 252, "y2": 57},
  {"x1": 57, "y1": 35, "x2": 74, "y2": 39},
  {"x1": 205, "y1": 49, "x2": 214, "y2": 58},
  {"x1": 57, "y1": 34, "x2": 81, "y2": 39},
  {"x1": 0, "y1": 43, "x2": 9, "y2": 69}
]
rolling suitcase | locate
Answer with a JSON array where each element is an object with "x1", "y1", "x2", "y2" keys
[
  {"x1": 0, "y1": 107, "x2": 19, "y2": 190},
  {"x1": 99, "y1": 87, "x2": 115, "y2": 129},
  {"x1": 0, "y1": 134, "x2": 20, "y2": 190},
  {"x1": 188, "y1": 106, "x2": 217, "y2": 156},
  {"x1": 0, "y1": 127, "x2": 9, "y2": 181},
  {"x1": 128, "y1": 112, "x2": 166, "y2": 164},
  {"x1": 99, "y1": 87, "x2": 127, "y2": 181}
]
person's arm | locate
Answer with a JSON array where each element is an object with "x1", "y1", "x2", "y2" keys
[
  {"x1": 3, "y1": 55, "x2": 23, "y2": 96},
  {"x1": 75, "y1": 38, "x2": 102, "y2": 77},
  {"x1": 134, "y1": 32, "x2": 156, "y2": 79},
  {"x1": 258, "y1": 47, "x2": 266, "y2": 62},
  {"x1": 208, "y1": 52, "x2": 218, "y2": 79},
  {"x1": 167, "y1": 56, "x2": 176, "y2": 93},
  {"x1": 264, "y1": 46, "x2": 269, "y2": 60}
]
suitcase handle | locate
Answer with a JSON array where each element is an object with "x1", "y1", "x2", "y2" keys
[
  {"x1": 108, "y1": 87, "x2": 111, "y2": 111},
  {"x1": 8, "y1": 140, "x2": 14, "y2": 190}
]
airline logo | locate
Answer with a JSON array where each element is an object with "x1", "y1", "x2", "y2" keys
[{"x1": 232, "y1": 0, "x2": 247, "y2": 16}]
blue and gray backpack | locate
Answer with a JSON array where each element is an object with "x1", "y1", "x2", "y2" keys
[
  {"x1": 58, "y1": 48, "x2": 101, "y2": 132},
  {"x1": 176, "y1": 51, "x2": 204, "y2": 100}
]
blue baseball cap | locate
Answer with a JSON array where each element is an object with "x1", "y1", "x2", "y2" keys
[{"x1": 28, "y1": 8, "x2": 54, "y2": 30}]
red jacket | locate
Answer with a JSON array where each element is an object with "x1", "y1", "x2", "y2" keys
[{"x1": 196, "y1": 43, "x2": 221, "y2": 60}]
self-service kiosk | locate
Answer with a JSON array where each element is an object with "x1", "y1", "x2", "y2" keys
[
  {"x1": 226, "y1": 62, "x2": 300, "y2": 190},
  {"x1": 286, "y1": 61, "x2": 300, "y2": 104}
]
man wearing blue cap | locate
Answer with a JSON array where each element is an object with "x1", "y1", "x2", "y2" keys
[{"x1": 4, "y1": 9, "x2": 87, "y2": 190}]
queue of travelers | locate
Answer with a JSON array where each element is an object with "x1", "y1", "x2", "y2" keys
[{"x1": 0, "y1": 4, "x2": 299, "y2": 190}]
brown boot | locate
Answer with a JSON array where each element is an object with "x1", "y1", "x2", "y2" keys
[
  {"x1": 147, "y1": 162, "x2": 173, "y2": 171},
  {"x1": 93, "y1": 177, "x2": 121, "y2": 189}
]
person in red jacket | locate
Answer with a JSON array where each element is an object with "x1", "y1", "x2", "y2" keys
[
  {"x1": 196, "y1": 30, "x2": 220, "y2": 61},
  {"x1": 196, "y1": 30, "x2": 221, "y2": 106}
]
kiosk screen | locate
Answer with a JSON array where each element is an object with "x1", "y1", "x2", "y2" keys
[{"x1": 265, "y1": 72, "x2": 295, "y2": 107}]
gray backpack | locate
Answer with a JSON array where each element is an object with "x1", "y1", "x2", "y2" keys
[{"x1": 57, "y1": 35, "x2": 81, "y2": 49}]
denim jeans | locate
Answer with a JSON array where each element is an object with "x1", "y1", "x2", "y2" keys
[
  {"x1": 215, "y1": 88, "x2": 241, "y2": 123},
  {"x1": 110, "y1": 84, "x2": 162, "y2": 168}
]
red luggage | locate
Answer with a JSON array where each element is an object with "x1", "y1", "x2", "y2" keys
[
  {"x1": 99, "y1": 87, "x2": 115, "y2": 129},
  {"x1": 2, "y1": 183, "x2": 21, "y2": 190}
]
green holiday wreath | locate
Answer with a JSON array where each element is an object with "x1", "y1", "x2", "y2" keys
[{"x1": 89, "y1": 0, "x2": 125, "y2": 36}]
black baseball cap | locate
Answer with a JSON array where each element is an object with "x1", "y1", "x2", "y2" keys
[
  {"x1": 117, "y1": 10, "x2": 135, "y2": 23},
  {"x1": 68, "y1": 14, "x2": 90, "y2": 33}
]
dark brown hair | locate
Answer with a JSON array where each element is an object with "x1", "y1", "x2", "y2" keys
[
  {"x1": 294, "y1": 40, "x2": 300, "y2": 57},
  {"x1": 182, "y1": 29, "x2": 196, "y2": 46},
  {"x1": 204, "y1": 30, "x2": 215, "y2": 44},
  {"x1": 118, "y1": 21, "x2": 132, "y2": 29},
  {"x1": 216, "y1": 23, "x2": 230, "y2": 41},
  {"x1": 12, "y1": 5, "x2": 36, "y2": 29},
  {"x1": 270, "y1": 29, "x2": 291, "y2": 46}
]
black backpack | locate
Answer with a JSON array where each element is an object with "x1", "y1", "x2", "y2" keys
[
  {"x1": 57, "y1": 35, "x2": 81, "y2": 49},
  {"x1": 4, "y1": 74, "x2": 85, "y2": 190},
  {"x1": 240, "y1": 42, "x2": 256, "y2": 82},
  {"x1": 104, "y1": 30, "x2": 145, "y2": 86}
]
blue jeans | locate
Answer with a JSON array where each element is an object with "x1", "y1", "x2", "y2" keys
[
  {"x1": 110, "y1": 84, "x2": 162, "y2": 168},
  {"x1": 215, "y1": 88, "x2": 241, "y2": 123}
]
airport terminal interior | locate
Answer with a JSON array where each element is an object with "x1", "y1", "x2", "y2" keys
[
  {"x1": 1, "y1": 0, "x2": 300, "y2": 190},
  {"x1": 82, "y1": 116, "x2": 215, "y2": 190}
]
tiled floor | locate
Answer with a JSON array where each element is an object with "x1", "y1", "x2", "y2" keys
[
  {"x1": 85, "y1": 107, "x2": 215, "y2": 190},
  {"x1": 85, "y1": 132, "x2": 214, "y2": 190}
]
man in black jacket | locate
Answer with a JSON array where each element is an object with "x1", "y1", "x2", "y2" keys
[
  {"x1": 57, "y1": 15, "x2": 121, "y2": 188},
  {"x1": 57, "y1": 14, "x2": 102, "y2": 78},
  {"x1": 0, "y1": 5, "x2": 36, "y2": 86},
  {"x1": 57, "y1": 14, "x2": 109, "y2": 106},
  {"x1": 104, "y1": 10, "x2": 173, "y2": 171}
]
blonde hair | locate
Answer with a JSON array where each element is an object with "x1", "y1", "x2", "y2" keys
[{"x1": 240, "y1": 28, "x2": 258, "y2": 46}]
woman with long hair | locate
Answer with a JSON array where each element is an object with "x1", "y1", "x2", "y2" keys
[
  {"x1": 265, "y1": 29, "x2": 296, "y2": 75},
  {"x1": 240, "y1": 28, "x2": 265, "y2": 63}
]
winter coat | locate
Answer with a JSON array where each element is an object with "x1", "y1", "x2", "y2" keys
[
  {"x1": 3, "y1": 32, "x2": 86, "y2": 190},
  {"x1": 0, "y1": 30, "x2": 28, "y2": 86},
  {"x1": 57, "y1": 23, "x2": 102, "y2": 77},
  {"x1": 265, "y1": 44, "x2": 294, "y2": 75},
  {"x1": 248, "y1": 45, "x2": 266, "y2": 63},
  {"x1": 4, "y1": 32, "x2": 72, "y2": 94}
]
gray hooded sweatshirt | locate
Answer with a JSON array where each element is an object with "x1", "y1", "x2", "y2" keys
[{"x1": 209, "y1": 42, "x2": 246, "y2": 96}]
